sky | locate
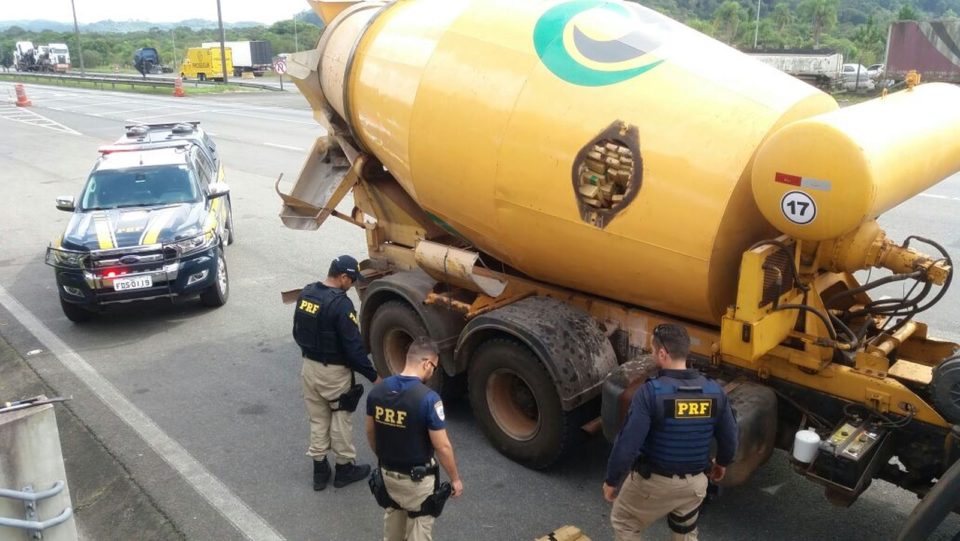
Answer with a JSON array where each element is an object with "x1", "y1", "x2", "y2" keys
[{"x1": 0, "y1": 0, "x2": 313, "y2": 24}]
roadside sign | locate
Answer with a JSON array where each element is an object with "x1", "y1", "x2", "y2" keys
[{"x1": 274, "y1": 60, "x2": 287, "y2": 74}]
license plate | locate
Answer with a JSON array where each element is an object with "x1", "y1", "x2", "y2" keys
[{"x1": 113, "y1": 276, "x2": 153, "y2": 291}]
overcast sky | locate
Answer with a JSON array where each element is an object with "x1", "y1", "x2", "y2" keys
[{"x1": 1, "y1": 0, "x2": 312, "y2": 24}]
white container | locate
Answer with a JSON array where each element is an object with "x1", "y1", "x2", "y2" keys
[{"x1": 792, "y1": 429, "x2": 821, "y2": 463}]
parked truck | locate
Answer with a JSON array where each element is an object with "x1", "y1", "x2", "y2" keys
[
  {"x1": 46, "y1": 43, "x2": 70, "y2": 72},
  {"x1": 886, "y1": 19, "x2": 960, "y2": 84},
  {"x1": 180, "y1": 47, "x2": 233, "y2": 81},
  {"x1": 747, "y1": 49, "x2": 844, "y2": 89},
  {"x1": 281, "y1": 1, "x2": 960, "y2": 537},
  {"x1": 13, "y1": 41, "x2": 69, "y2": 72},
  {"x1": 201, "y1": 40, "x2": 272, "y2": 77},
  {"x1": 134, "y1": 47, "x2": 160, "y2": 77}
]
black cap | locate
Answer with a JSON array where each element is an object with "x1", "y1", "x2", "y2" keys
[{"x1": 331, "y1": 255, "x2": 363, "y2": 282}]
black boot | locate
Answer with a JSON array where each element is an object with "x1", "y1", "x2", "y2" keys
[
  {"x1": 313, "y1": 458, "x2": 331, "y2": 491},
  {"x1": 333, "y1": 462, "x2": 371, "y2": 488}
]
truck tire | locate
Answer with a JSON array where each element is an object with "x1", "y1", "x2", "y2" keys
[
  {"x1": 930, "y1": 355, "x2": 960, "y2": 424},
  {"x1": 368, "y1": 301, "x2": 431, "y2": 378},
  {"x1": 199, "y1": 248, "x2": 229, "y2": 307},
  {"x1": 198, "y1": 73, "x2": 206, "y2": 82},
  {"x1": 468, "y1": 338, "x2": 587, "y2": 469},
  {"x1": 60, "y1": 299, "x2": 95, "y2": 323}
]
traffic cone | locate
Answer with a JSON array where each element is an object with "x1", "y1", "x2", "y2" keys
[
  {"x1": 14, "y1": 84, "x2": 31, "y2": 107},
  {"x1": 173, "y1": 77, "x2": 185, "y2": 97}
]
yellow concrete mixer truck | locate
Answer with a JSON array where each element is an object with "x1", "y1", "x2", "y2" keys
[{"x1": 278, "y1": 1, "x2": 960, "y2": 536}]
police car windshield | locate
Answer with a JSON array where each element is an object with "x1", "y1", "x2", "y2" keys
[{"x1": 81, "y1": 166, "x2": 201, "y2": 210}]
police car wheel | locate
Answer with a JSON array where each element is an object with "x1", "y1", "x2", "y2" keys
[
  {"x1": 60, "y1": 298, "x2": 95, "y2": 323},
  {"x1": 199, "y1": 249, "x2": 229, "y2": 307},
  {"x1": 468, "y1": 338, "x2": 583, "y2": 469}
]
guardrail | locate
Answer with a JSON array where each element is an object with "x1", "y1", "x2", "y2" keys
[{"x1": 0, "y1": 71, "x2": 282, "y2": 92}]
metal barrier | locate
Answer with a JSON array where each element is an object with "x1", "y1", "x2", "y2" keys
[
  {"x1": 0, "y1": 71, "x2": 281, "y2": 92},
  {"x1": 0, "y1": 482, "x2": 74, "y2": 539},
  {"x1": 0, "y1": 399, "x2": 77, "y2": 540}
]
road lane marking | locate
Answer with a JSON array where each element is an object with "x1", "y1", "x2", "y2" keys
[
  {"x1": 919, "y1": 193, "x2": 960, "y2": 202},
  {"x1": 0, "y1": 104, "x2": 81, "y2": 135},
  {"x1": 263, "y1": 142, "x2": 305, "y2": 151},
  {"x1": 0, "y1": 285, "x2": 285, "y2": 541}
]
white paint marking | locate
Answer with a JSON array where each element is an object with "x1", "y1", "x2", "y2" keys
[
  {"x1": 0, "y1": 105, "x2": 81, "y2": 135},
  {"x1": 919, "y1": 193, "x2": 960, "y2": 202},
  {"x1": 0, "y1": 285, "x2": 285, "y2": 541},
  {"x1": 263, "y1": 142, "x2": 305, "y2": 151}
]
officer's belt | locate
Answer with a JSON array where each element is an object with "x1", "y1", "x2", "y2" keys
[
  {"x1": 381, "y1": 461, "x2": 438, "y2": 478},
  {"x1": 633, "y1": 456, "x2": 705, "y2": 479},
  {"x1": 303, "y1": 353, "x2": 348, "y2": 366}
]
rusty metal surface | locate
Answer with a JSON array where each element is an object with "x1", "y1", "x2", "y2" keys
[
  {"x1": 414, "y1": 241, "x2": 507, "y2": 298},
  {"x1": 720, "y1": 382, "x2": 778, "y2": 487},
  {"x1": 455, "y1": 296, "x2": 618, "y2": 410},
  {"x1": 600, "y1": 357, "x2": 659, "y2": 442},
  {"x1": 358, "y1": 269, "x2": 466, "y2": 374}
]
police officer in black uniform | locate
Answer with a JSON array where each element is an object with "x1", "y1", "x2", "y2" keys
[
  {"x1": 294, "y1": 255, "x2": 379, "y2": 491},
  {"x1": 603, "y1": 323, "x2": 738, "y2": 540},
  {"x1": 366, "y1": 338, "x2": 462, "y2": 541}
]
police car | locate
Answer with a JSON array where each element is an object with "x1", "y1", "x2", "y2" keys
[{"x1": 45, "y1": 122, "x2": 235, "y2": 322}]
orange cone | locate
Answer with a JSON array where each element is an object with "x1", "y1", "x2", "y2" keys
[
  {"x1": 173, "y1": 77, "x2": 185, "y2": 97},
  {"x1": 15, "y1": 84, "x2": 32, "y2": 107}
]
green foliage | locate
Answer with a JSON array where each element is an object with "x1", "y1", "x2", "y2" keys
[
  {"x1": 0, "y1": 17, "x2": 322, "y2": 70},
  {"x1": 898, "y1": 4, "x2": 922, "y2": 20}
]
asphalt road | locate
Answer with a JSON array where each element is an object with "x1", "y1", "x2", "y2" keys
[{"x1": 0, "y1": 81, "x2": 958, "y2": 541}]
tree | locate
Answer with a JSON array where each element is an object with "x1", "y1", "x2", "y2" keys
[
  {"x1": 771, "y1": 3, "x2": 795, "y2": 31},
  {"x1": 799, "y1": 0, "x2": 839, "y2": 48},
  {"x1": 714, "y1": 1, "x2": 747, "y2": 44},
  {"x1": 898, "y1": 3, "x2": 921, "y2": 19}
]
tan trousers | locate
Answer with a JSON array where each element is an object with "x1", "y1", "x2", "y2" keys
[
  {"x1": 301, "y1": 358, "x2": 356, "y2": 464},
  {"x1": 382, "y1": 468, "x2": 436, "y2": 541},
  {"x1": 611, "y1": 471, "x2": 708, "y2": 541}
]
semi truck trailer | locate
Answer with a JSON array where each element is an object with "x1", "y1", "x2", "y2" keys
[{"x1": 279, "y1": 2, "x2": 960, "y2": 537}]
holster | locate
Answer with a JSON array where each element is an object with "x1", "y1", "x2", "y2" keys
[
  {"x1": 632, "y1": 455, "x2": 652, "y2": 479},
  {"x1": 409, "y1": 480, "x2": 452, "y2": 519},
  {"x1": 368, "y1": 468, "x2": 401, "y2": 510},
  {"x1": 331, "y1": 372, "x2": 363, "y2": 412}
]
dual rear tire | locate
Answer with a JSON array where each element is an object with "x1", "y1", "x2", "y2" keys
[{"x1": 366, "y1": 300, "x2": 587, "y2": 469}]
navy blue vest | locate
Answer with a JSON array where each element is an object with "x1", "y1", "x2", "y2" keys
[
  {"x1": 642, "y1": 373, "x2": 724, "y2": 474},
  {"x1": 370, "y1": 379, "x2": 434, "y2": 470},
  {"x1": 293, "y1": 283, "x2": 345, "y2": 363}
]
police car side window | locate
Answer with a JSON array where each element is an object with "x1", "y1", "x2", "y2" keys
[
  {"x1": 203, "y1": 133, "x2": 218, "y2": 160},
  {"x1": 191, "y1": 148, "x2": 211, "y2": 187}
]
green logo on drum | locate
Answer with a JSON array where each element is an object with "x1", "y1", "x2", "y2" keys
[{"x1": 533, "y1": 0, "x2": 666, "y2": 87}]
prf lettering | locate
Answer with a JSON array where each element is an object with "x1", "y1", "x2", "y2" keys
[
  {"x1": 675, "y1": 400, "x2": 712, "y2": 418},
  {"x1": 374, "y1": 406, "x2": 408, "y2": 427},
  {"x1": 298, "y1": 299, "x2": 319, "y2": 315}
]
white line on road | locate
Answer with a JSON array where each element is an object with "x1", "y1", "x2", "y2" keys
[
  {"x1": 0, "y1": 285, "x2": 285, "y2": 541},
  {"x1": 919, "y1": 193, "x2": 960, "y2": 202},
  {"x1": 263, "y1": 142, "x2": 305, "y2": 151},
  {"x1": 0, "y1": 105, "x2": 81, "y2": 135}
]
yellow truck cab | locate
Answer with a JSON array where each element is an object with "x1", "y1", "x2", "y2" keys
[{"x1": 180, "y1": 47, "x2": 233, "y2": 81}]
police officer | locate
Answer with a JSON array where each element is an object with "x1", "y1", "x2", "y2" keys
[
  {"x1": 366, "y1": 338, "x2": 463, "y2": 541},
  {"x1": 294, "y1": 255, "x2": 380, "y2": 491},
  {"x1": 602, "y1": 323, "x2": 738, "y2": 540}
]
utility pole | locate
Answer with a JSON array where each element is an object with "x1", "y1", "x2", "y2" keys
[
  {"x1": 70, "y1": 0, "x2": 85, "y2": 75},
  {"x1": 216, "y1": 0, "x2": 228, "y2": 83},
  {"x1": 294, "y1": 13, "x2": 299, "y2": 52},
  {"x1": 754, "y1": 0, "x2": 762, "y2": 49},
  {"x1": 172, "y1": 29, "x2": 178, "y2": 71}
]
